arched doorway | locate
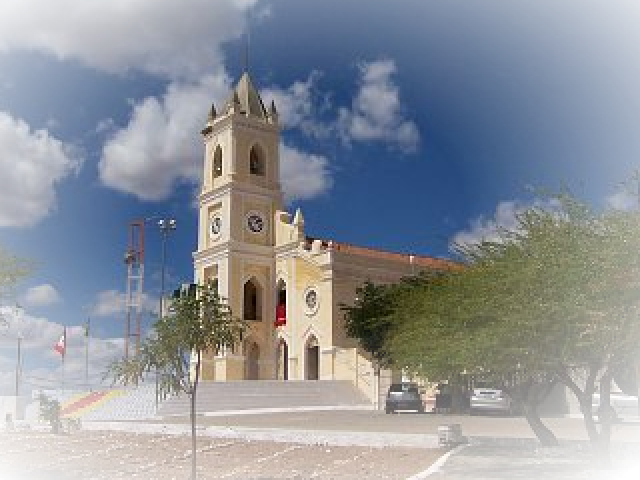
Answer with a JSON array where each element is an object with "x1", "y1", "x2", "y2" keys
[
  {"x1": 305, "y1": 335, "x2": 319, "y2": 381},
  {"x1": 246, "y1": 342, "x2": 260, "y2": 380},
  {"x1": 276, "y1": 338, "x2": 288, "y2": 381}
]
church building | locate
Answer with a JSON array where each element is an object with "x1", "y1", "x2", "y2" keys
[{"x1": 193, "y1": 72, "x2": 458, "y2": 402}]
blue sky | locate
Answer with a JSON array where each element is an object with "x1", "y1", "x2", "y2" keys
[{"x1": 0, "y1": 0, "x2": 639, "y2": 394}]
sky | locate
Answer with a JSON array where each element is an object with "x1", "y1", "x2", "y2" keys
[{"x1": 0, "y1": 0, "x2": 639, "y2": 395}]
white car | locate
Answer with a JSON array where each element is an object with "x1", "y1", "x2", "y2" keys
[
  {"x1": 470, "y1": 388, "x2": 513, "y2": 415},
  {"x1": 592, "y1": 392, "x2": 639, "y2": 420}
]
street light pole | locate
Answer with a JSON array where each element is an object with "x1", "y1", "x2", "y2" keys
[
  {"x1": 158, "y1": 218, "x2": 177, "y2": 316},
  {"x1": 12, "y1": 306, "x2": 24, "y2": 399},
  {"x1": 156, "y1": 218, "x2": 176, "y2": 411},
  {"x1": 15, "y1": 335, "x2": 21, "y2": 398}
]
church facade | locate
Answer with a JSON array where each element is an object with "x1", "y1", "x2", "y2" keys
[{"x1": 193, "y1": 73, "x2": 457, "y2": 402}]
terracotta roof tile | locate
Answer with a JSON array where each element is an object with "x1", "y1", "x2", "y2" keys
[{"x1": 305, "y1": 237, "x2": 462, "y2": 271}]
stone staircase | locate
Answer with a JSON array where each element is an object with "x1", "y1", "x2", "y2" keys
[
  {"x1": 158, "y1": 380, "x2": 372, "y2": 417},
  {"x1": 81, "y1": 384, "x2": 157, "y2": 421}
]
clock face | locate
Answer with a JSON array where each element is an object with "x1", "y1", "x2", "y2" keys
[
  {"x1": 209, "y1": 216, "x2": 222, "y2": 238},
  {"x1": 246, "y1": 212, "x2": 264, "y2": 233}
]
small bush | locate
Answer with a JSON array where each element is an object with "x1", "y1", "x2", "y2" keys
[{"x1": 38, "y1": 394, "x2": 61, "y2": 433}]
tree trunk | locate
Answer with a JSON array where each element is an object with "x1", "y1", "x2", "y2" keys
[
  {"x1": 509, "y1": 378, "x2": 558, "y2": 447},
  {"x1": 190, "y1": 351, "x2": 201, "y2": 480},
  {"x1": 556, "y1": 364, "x2": 613, "y2": 465},
  {"x1": 522, "y1": 404, "x2": 558, "y2": 446},
  {"x1": 594, "y1": 372, "x2": 613, "y2": 466}
]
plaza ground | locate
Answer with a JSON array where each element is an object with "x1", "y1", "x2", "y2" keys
[
  {"x1": 0, "y1": 429, "x2": 444, "y2": 480},
  {"x1": 156, "y1": 410, "x2": 640, "y2": 443},
  {"x1": 2, "y1": 411, "x2": 640, "y2": 479}
]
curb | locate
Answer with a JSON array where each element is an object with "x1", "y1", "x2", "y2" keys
[
  {"x1": 467, "y1": 435, "x2": 640, "y2": 448},
  {"x1": 406, "y1": 444, "x2": 468, "y2": 479}
]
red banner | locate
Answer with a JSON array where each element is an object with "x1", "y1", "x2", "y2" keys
[{"x1": 275, "y1": 304, "x2": 286, "y2": 327}]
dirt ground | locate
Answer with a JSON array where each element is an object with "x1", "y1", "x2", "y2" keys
[{"x1": 0, "y1": 430, "x2": 446, "y2": 479}]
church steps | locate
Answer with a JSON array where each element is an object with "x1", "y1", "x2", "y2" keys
[{"x1": 157, "y1": 380, "x2": 371, "y2": 416}]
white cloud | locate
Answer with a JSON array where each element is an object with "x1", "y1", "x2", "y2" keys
[
  {"x1": 262, "y1": 71, "x2": 331, "y2": 138},
  {"x1": 450, "y1": 199, "x2": 561, "y2": 250},
  {"x1": 21, "y1": 284, "x2": 61, "y2": 308},
  {"x1": 100, "y1": 73, "x2": 336, "y2": 204},
  {"x1": 0, "y1": 112, "x2": 81, "y2": 227},
  {"x1": 607, "y1": 189, "x2": 638, "y2": 211},
  {"x1": 90, "y1": 289, "x2": 158, "y2": 318},
  {"x1": 0, "y1": 0, "x2": 258, "y2": 80},
  {"x1": 451, "y1": 201, "x2": 523, "y2": 249},
  {"x1": 338, "y1": 59, "x2": 420, "y2": 152},
  {"x1": 280, "y1": 143, "x2": 332, "y2": 203},
  {"x1": 0, "y1": 305, "x2": 65, "y2": 351},
  {"x1": 99, "y1": 74, "x2": 230, "y2": 201},
  {"x1": 0, "y1": 304, "x2": 125, "y2": 393}
]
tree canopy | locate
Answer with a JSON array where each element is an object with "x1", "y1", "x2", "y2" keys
[{"x1": 0, "y1": 245, "x2": 31, "y2": 300}]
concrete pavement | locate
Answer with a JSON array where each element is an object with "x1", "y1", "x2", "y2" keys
[{"x1": 95, "y1": 410, "x2": 640, "y2": 479}]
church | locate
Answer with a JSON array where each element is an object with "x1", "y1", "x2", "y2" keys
[{"x1": 193, "y1": 72, "x2": 458, "y2": 403}]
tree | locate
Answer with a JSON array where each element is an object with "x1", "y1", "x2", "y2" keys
[
  {"x1": 0, "y1": 245, "x2": 31, "y2": 300},
  {"x1": 341, "y1": 275, "x2": 439, "y2": 369},
  {"x1": 389, "y1": 235, "x2": 563, "y2": 445},
  {"x1": 389, "y1": 189, "x2": 640, "y2": 455},
  {"x1": 341, "y1": 274, "x2": 442, "y2": 408},
  {"x1": 341, "y1": 281, "x2": 395, "y2": 370},
  {"x1": 107, "y1": 279, "x2": 246, "y2": 480}
]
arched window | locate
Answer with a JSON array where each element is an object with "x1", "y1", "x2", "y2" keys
[
  {"x1": 213, "y1": 145, "x2": 222, "y2": 178},
  {"x1": 249, "y1": 145, "x2": 265, "y2": 176},
  {"x1": 243, "y1": 278, "x2": 262, "y2": 321}
]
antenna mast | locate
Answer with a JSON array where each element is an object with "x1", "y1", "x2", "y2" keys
[{"x1": 124, "y1": 220, "x2": 145, "y2": 359}]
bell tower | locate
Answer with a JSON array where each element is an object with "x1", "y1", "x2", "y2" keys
[{"x1": 194, "y1": 72, "x2": 282, "y2": 381}]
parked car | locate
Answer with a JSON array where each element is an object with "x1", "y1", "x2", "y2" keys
[
  {"x1": 385, "y1": 383, "x2": 424, "y2": 414},
  {"x1": 469, "y1": 387, "x2": 513, "y2": 415},
  {"x1": 592, "y1": 392, "x2": 638, "y2": 421}
]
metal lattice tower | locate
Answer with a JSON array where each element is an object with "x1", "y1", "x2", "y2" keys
[{"x1": 124, "y1": 220, "x2": 145, "y2": 359}]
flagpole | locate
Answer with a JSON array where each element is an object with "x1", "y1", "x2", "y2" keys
[
  {"x1": 53, "y1": 329, "x2": 67, "y2": 393},
  {"x1": 62, "y1": 327, "x2": 66, "y2": 393},
  {"x1": 85, "y1": 318, "x2": 90, "y2": 391}
]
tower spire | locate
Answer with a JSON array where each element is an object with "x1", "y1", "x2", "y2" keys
[{"x1": 244, "y1": 30, "x2": 250, "y2": 73}]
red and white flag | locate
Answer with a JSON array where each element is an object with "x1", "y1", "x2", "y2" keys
[{"x1": 54, "y1": 328, "x2": 66, "y2": 357}]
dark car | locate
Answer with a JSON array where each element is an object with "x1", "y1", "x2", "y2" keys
[{"x1": 385, "y1": 383, "x2": 424, "y2": 414}]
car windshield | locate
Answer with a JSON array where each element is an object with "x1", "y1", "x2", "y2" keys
[{"x1": 389, "y1": 384, "x2": 419, "y2": 394}]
